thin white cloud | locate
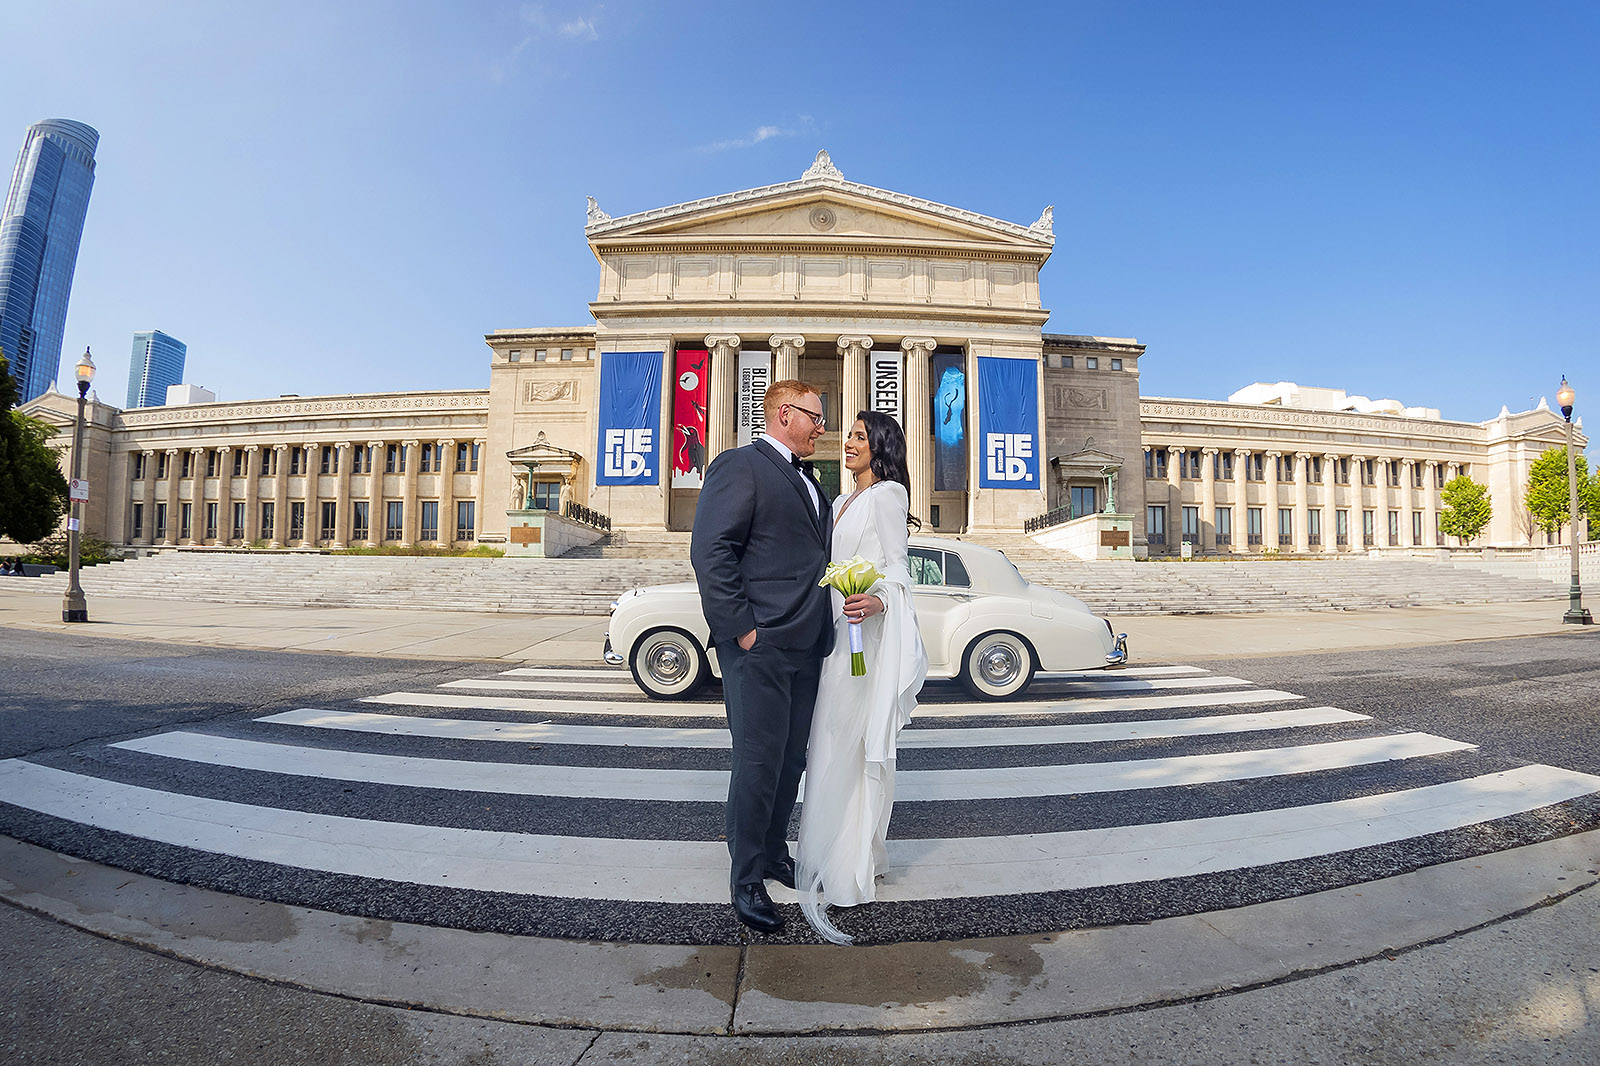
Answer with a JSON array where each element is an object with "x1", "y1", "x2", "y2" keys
[
  {"x1": 699, "y1": 119, "x2": 816, "y2": 154},
  {"x1": 491, "y1": 4, "x2": 601, "y2": 80},
  {"x1": 559, "y1": 17, "x2": 599, "y2": 40}
]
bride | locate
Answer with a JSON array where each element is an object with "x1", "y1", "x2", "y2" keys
[{"x1": 796, "y1": 410, "x2": 929, "y2": 944}]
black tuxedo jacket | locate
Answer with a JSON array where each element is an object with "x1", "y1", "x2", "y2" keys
[{"x1": 690, "y1": 439, "x2": 834, "y2": 654}]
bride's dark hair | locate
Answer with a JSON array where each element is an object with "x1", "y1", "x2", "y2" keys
[{"x1": 856, "y1": 410, "x2": 921, "y2": 528}]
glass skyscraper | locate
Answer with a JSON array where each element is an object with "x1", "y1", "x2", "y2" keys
[
  {"x1": 125, "y1": 330, "x2": 188, "y2": 408},
  {"x1": 0, "y1": 119, "x2": 98, "y2": 402}
]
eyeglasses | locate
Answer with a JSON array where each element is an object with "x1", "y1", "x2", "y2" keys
[{"x1": 785, "y1": 403, "x2": 826, "y2": 431}]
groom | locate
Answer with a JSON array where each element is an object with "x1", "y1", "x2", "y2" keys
[{"x1": 691, "y1": 378, "x2": 834, "y2": 933}]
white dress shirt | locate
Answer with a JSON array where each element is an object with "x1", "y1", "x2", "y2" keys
[{"x1": 760, "y1": 432, "x2": 822, "y2": 516}]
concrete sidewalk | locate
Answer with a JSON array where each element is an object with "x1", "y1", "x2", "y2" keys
[{"x1": 0, "y1": 583, "x2": 1584, "y2": 665}]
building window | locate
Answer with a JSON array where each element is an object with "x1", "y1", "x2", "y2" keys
[
  {"x1": 132, "y1": 453, "x2": 146, "y2": 479},
  {"x1": 352, "y1": 501, "x2": 370, "y2": 542},
  {"x1": 1246, "y1": 506, "x2": 1263, "y2": 546},
  {"x1": 420, "y1": 500, "x2": 439, "y2": 541},
  {"x1": 1336, "y1": 509, "x2": 1349, "y2": 546},
  {"x1": 1110, "y1": 358, "x2": 1123, "y2": 371},
  {"x1": 1362, "y1": 509, "x2": 1375, "y2": 546},
  {"x1": 157, "y1": 453, "x2": 169, "y2": 479},
  {"x1": 232, "y1": 450, "x2": 245, "y2": 477},
  {"x1": 1278, "y1": 507, "x2": 1293, "y2": 547},
  {"x1": 532, "y1": 482, "x2": 561, "y2": 510},
  {"x1": 320, "y1": 501, "x2": 337, "y2": 541},
  {"x1": 351, "y1": 446, "x2": 366, "y2": 475},
  {"x1": 1387, "y1": 461, "x2": 1401, "y2": 488},
  {"x1": 260, "y1": 503, "x2": 274, "y2": 541},
  {"x1": 455, "y1": 501, "x2": 476, "y2": 542},
  {"x1": 131, "y1": 503, "x2": 143, "y2": 539},
  {"x1": 929, "y1": 504, "x2": 941, "y2": 528},
  {"x1": 1308, "y1": 509, "x2": 1322, "y2": 546},
  {"x1": 1246, "y1": 453, "x2": 1265, "y2": 482},
  {"x1": 1062, "y1": 356, "x2": 1073, "y2": 369},
  {"x1": 263, "y1": 449, "x2": 278, "y2": 476},
  {"x1": 182, "y1": 452, "x2": 194, "y2": 478},
  {"x1": 1146, "y1": 505, "x2": 1166, "y2": 546},
  {"x1": 232, "y1": 502, "x2": 246, "y2": 540},
  {"x1": 1388, "y1": 510, "x2": 1400, "y2": 546},
  {"x1": 386, "y1": 444, "x2": 406, "y2": 473},
  {"x1": 1144, "y1": 449, "x2": 1168, "y2": 479},
  {"x1": 1214, "y1": 507, "x2": 1232, "y2": 545},
  {"x1": 206, "y1": 450, "x2": 218, "y2": 478},
  {"x1": 1361, "y1": 460, "x2": 1376, "y2": 486},
  {"x1": 1336, "y1": 458, "x2": 1349, "y2": 485},
  {"x1": 1309, "y1": 457, "x2": 1322, "y2": 484},
  {"x1": 470, "y1": 443, "x2": 480, "y2": 471},
  {"x1": 155, "y1": 503, "x2": 167, "y2": 539},
  {"x1": 1085, "y1": 357, "x2": 1099, "y2": 370},
  {"x1": 560, "y1": 348, "x2": 574, "y2": 361},
  {"x1": 385, "y1": 501, "x2": 404, "y2": 541},
  {"x1": 1070, "y1": 485, "x2": 1097, "y2": 518},
  {"x1": 289, "y1": 447, "x2": 304, "y2": 476},
  {"x1": 205, "y1": 503, "x2": 218, "y2": 540},
  {"x1": 456, "y1": 443, "x2": 470, "y2": 472},
  {"x1": 507, "y1": 349, "x2": 521, "y2": 362},
  {"x1": 1180, "y1": 450, "x2": 1202, "y2": 479},
  {"x1": 290, "y1": 502, "x2": 306, "y2": 542},
  {"x1": 180, "y1": 503, "x2": 192, "y2": 539},
  {"x1": 1214, "y1": 452, "x2": 1233, "y2": 480},
  {"x1": 321, "y1": 446, "x2": 339, "y2": 475},
  {"x1": 1412, "y1": 463, "x2": 1425, "y2": 488},
  {"x1": 534, "y1": 349, "x2": 547, "y2": 361},
  {"x1": 1434, "y1": 465, "x2": 1446, "y2": 488},
  {"x1": 1412, "y1": 511, "x2": 1423, "y2": 545},
  {"x1": 1181, "y1": 505, "x2": 1199, "y2": 544},
  {"x1": 1436, "y1": 511, "x2": 1444, "y2": 545},
  {"x1": 1275, "y1": 455, "x2": 1291, "y2": 482},
  {"x1": 420, "y1": 443, "x2": 434, "y2": 473}
]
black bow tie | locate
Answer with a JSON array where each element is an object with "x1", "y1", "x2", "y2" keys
[{"x1": 791, "y1": 455, "x2": 804, "y2": 472}]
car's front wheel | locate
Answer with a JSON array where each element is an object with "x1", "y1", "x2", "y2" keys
[
  {"x1": 630, "y1": 627, "x2": 710, "y2": 700},
  {"x1": 959, "y1": 631, "x2": 1036, "y2": 700}
]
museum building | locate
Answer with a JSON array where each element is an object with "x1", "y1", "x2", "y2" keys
[{"x1": 20, "y1": 153, "x2": 1582, "y2": 558}]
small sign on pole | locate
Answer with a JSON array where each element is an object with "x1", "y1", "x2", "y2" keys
[{"x1": 68, "y1": 479, "x2": 89, "y2": 503}]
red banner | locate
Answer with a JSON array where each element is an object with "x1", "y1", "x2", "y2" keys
[{"x1": 672, "y1": 349, "x2": 709, "y2": 487}]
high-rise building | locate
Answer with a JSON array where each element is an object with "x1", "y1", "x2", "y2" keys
[
  {"x1": 125, "y1": 330, "x2": 187, "y2": 408},
  {"x1": 0, "y1": 119, "x2": 98, "y2": 402}
]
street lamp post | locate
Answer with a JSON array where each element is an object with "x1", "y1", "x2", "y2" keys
[
  {"x1": 61, "y1": 347, "x2": 95, "y2": 623},
  {"x1": 1556, "y1": 376, "x2": 1592, "y2": 625}
]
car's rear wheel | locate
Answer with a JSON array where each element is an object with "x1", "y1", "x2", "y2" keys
[
  {"x1": 959, "y1": 631, "x2": 1036, "y2": 700},
  {"x1": 630, "y1": 627, "x2": 710, "y2": 700}
]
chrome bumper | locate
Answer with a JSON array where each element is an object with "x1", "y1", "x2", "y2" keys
[
  {"x1": 602, "y1": 636, "x2": 624, "y2": 666},
  {"x1": 1105, "y1": 632, "x2": 1129, "y2": 667}
]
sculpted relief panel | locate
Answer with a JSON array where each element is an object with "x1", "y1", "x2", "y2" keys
[{"x1": 523, "y1": 380, "x2": 578, "y2": 404}]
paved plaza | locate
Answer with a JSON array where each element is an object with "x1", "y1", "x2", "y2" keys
[{"x1": 1, "y1": 583, "x2": 1598, "y2": 1063}]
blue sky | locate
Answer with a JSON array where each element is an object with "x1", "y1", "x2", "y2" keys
[{"x1": 3, "y1": 1, "x2": 1596, "y2": 425}]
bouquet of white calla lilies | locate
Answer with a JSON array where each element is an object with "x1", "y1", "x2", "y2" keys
[{"x1": 819, "y1": 555, "x2": 883, "y2": 676}]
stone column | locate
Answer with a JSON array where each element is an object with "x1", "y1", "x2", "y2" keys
[
  {"x1": 243, "y1": 446, "x2": 261, "y2": 544},
  {"x1": 185, "y1": 448, "x2": 205, "y2": 544},
  {"x1": 1349, "y1": 455, "x2": 1369, "y2": 548},
  {"x1": 139, "y1": 450, "x2": 157, "y2": 545},
  {"x1": 1264, "y1": 451, "x2": 1285, "y2": 550},
  {"x1": 1232, "y1": 448, "x2": 1250, "y2": 552},
  {"x1": 1401, "y1": 459, "x2": 1417, "y2": 546},
  {"x1": 366, "y1": 440, "x2": 386, "y2": 545},
  {"x1": 400, "y1": 440, "x2": 420, "y2": 546},
  {"x1": 902, "y1": 338, "x2": 936, "y2": 527},
  {"x1": 705, "y1": 334, "x2": 741, "y2": 460},
  {"x1": 162, "y1": 450, "x2": 181, "y2": 545},
  {"x1": 1200, "y1": 447, "x2": 1218, "y2": 552},
  {"x1": 1165, "y1": 446, "x2": 1182, "y2": 554},
  {"x1": 214, "y1": 446, "x2": 232, "y2": 544},
  {"x1": 331, "y1": 442, "x2": 352, "y2": 548},
  {"x1": 301, "y1": 442, "x2": 321, "y2": 547},
  {"x1": 1292, "y1": 452, "x2": 1310, "y2": 552},
  {"x1": 1322, "y1": 452, "x2": 1340, "y2": 551},
  {"x1": 1374, "y1": 457, "x2": 1392, "y2": 547},
  {"x1": 1422, "y1": 460, "x2": 1440, "y2": 547},
  {"x1": 438, "y1": 438, "x2": 457, "y2": 546},
  {"x1": 837, "y1": 335, "x2": 873, "y2": 495},
  {"x1": 473, "y1": 438, "x2": 488, "y2": 541},
  {"x1": 270, "y1": 444, "x2": 289, "y2": 548},
  {"x1": 769, "y1": 334, "x2": 805, "y2": 385}
]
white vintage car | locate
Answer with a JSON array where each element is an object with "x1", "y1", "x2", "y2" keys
[{"x1": 603, "y1": 536, "x2": 1128, "y2": 700}]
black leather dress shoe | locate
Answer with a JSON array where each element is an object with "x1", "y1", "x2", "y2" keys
[
  {"x1": 731, "y1": 883, "x2": 784, "y2": 933},
  {"x1": 763, "y1": 856, "x2": 797, "y2": 890}
]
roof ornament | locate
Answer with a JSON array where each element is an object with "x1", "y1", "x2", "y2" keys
[
  {"x1": 1030, "y1": 205, "x2": 1055, "y2": 236},
  {"x1": 802, "y1": 149, "x2": 844, "y2": 182},
  {"x1": 585, "y1": 195, "x2": 611, "y2": 226}
]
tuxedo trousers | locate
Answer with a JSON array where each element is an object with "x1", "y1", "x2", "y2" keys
[{"x1": 718, "y1": 639, "x2": 822, "y2": 889}]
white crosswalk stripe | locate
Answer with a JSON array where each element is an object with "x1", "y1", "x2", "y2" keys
[{"x1": 2, "y1": 661, "x2": 1595, "y2": 937}]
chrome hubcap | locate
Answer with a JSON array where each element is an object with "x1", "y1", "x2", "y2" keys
[
  {"x1": 978, "y1": 643, "x2": 1022, "y2": 686},
  {"x1": 645, "y1": 642, "x2": 688, "y2": 684}
]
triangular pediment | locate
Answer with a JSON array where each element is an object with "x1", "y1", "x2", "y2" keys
[
  {"x1": 507, "y1": 432, "x2": 582, "y2": 463},
  {"x1": 586, "y1": 151, "x2": 1054, "y2": 252},
  {"x1": 1051, "y1": 448, "x2": 1125, "y2": 470}
]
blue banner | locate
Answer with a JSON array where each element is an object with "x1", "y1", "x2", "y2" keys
[
  {"x1": 596, "y1": 351, "x2": 663, "y2": 486},
  {"x1": 977, "y1": 356, "x2": 1040, "y2": 489}
]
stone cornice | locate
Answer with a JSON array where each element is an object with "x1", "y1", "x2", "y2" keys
[
  {"x1": 1139, "y1": 398, "x2": 1484, "y2": 442},
  {"x1": 590, "y1": 237, "x2": 1050, "y2": 264},
  {"x1": 590, "y1": 299, "x2": 1051, "y2": 329},
  {"x1": 116, "y1": 391, "x2": 490, "y2": 429},
  {"x1": 1043, "y1": 334, "x2": 1146, "y2": 355}
]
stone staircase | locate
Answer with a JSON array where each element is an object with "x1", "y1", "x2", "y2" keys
[{"x1": 20, "y1": 540, "x2": 1562, "y2": 617}]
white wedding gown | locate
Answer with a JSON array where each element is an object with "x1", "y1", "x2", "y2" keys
[{"x1": 796, "y1": 479, "x2": 928, "y2": 944}]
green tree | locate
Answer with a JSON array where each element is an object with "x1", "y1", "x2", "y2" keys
[
  {"x1": 0, "y1": 351, "x2": 69, "y2": 543},
  {"x1": 1438, "y1": 475, "x2": 1492, "y2": 543},
  {"x1": 1525, "y1": 446, "x2": 1593, "y2": 538}
]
